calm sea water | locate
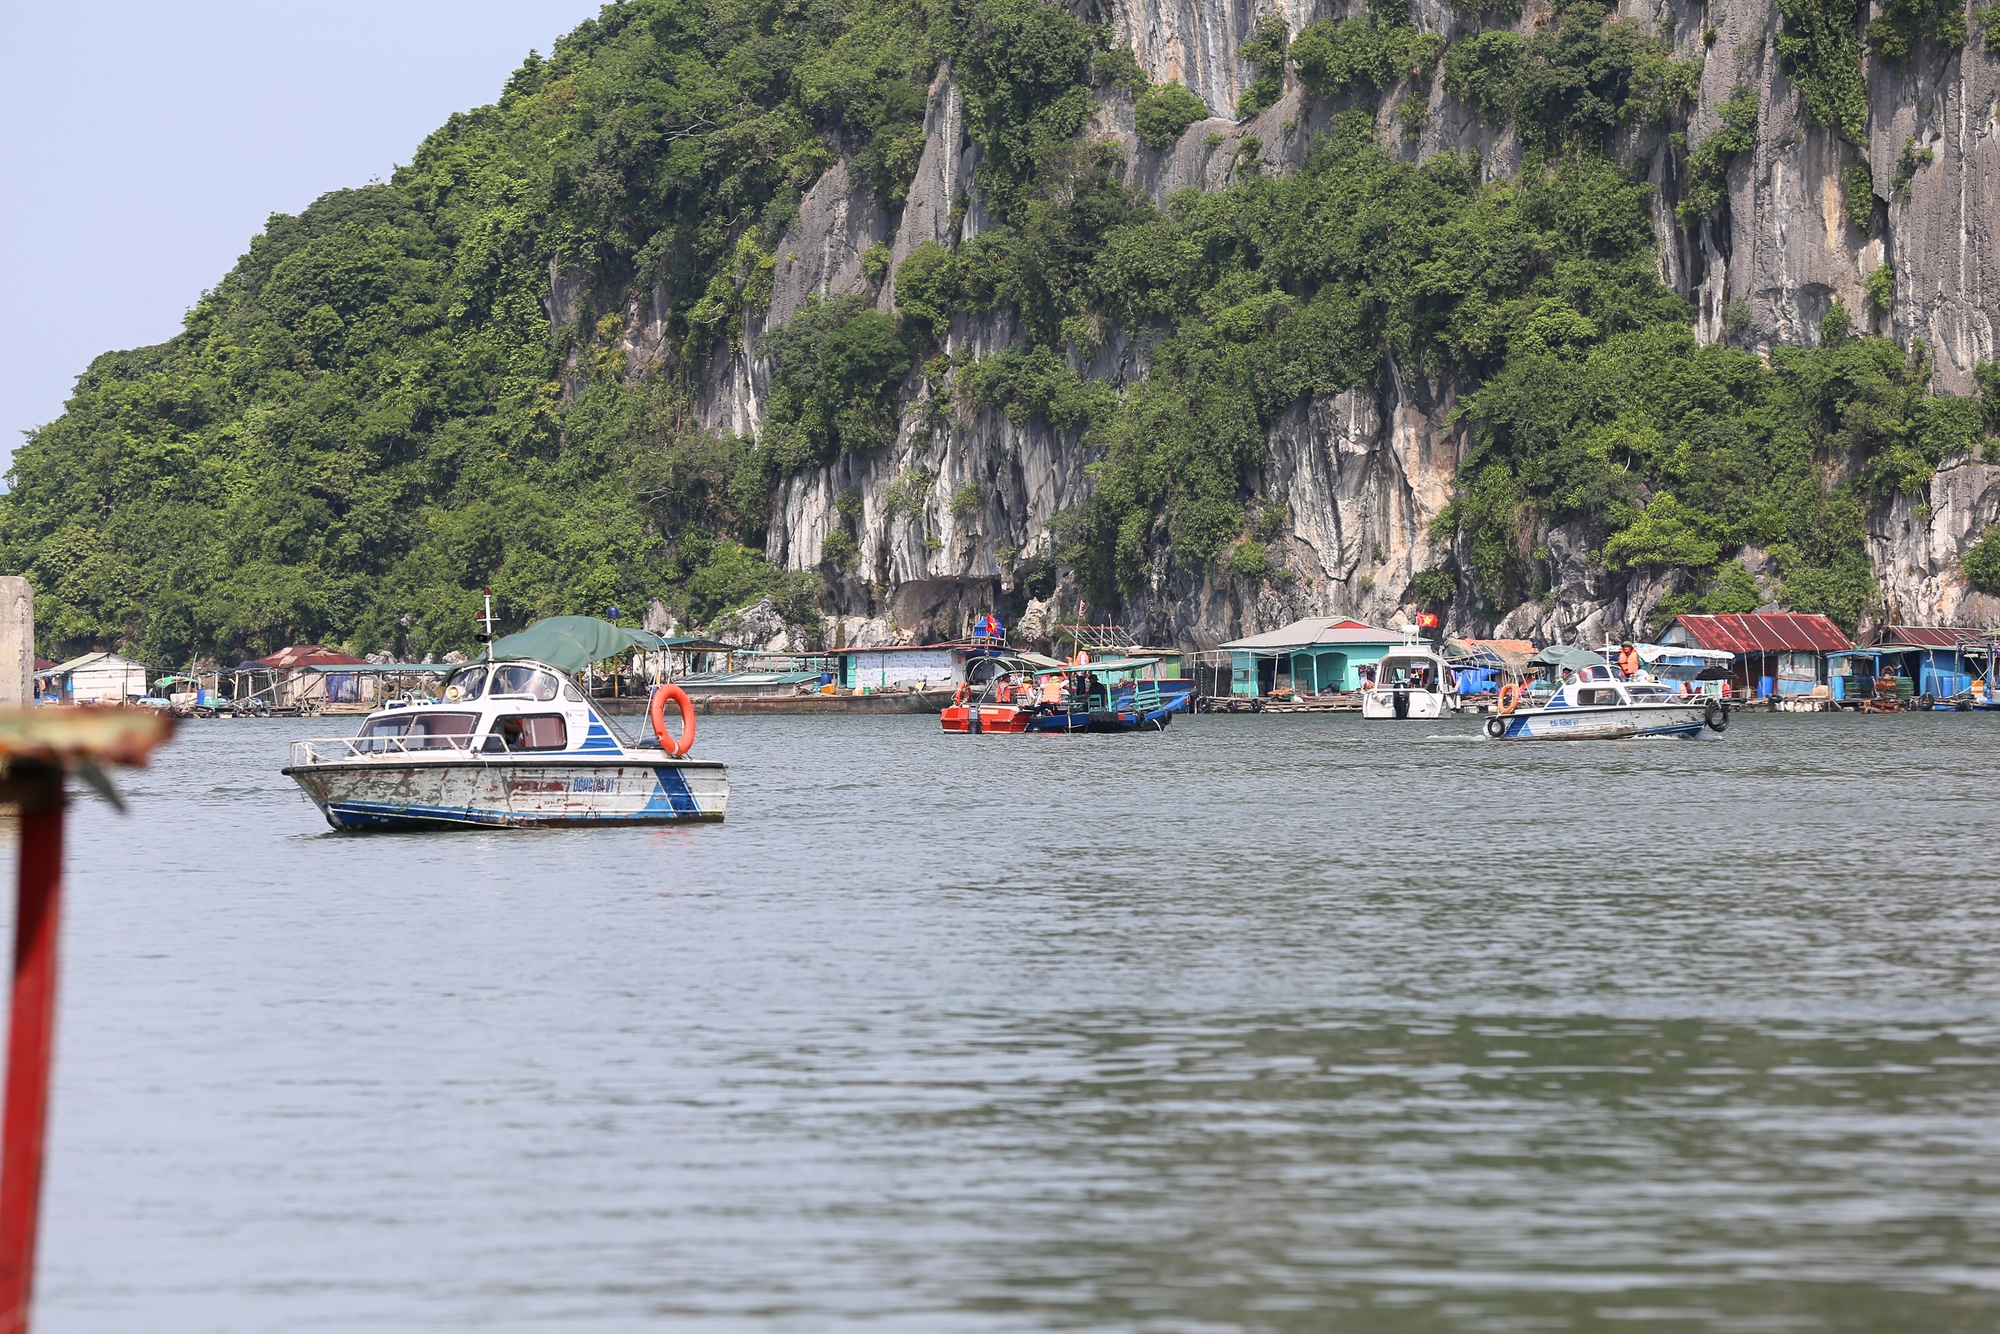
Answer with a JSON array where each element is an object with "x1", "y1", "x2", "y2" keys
[{"x1": 24, "y1": 710, "x2": 2000, "y2": 1332}]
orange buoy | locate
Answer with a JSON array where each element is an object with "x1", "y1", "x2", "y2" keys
[
  {"x1": 649, "y1": 683, "x2": 698, "y2": 757},
  {"x1": 1497, "y1": 681, "x2": 1525, "y2": 715}
]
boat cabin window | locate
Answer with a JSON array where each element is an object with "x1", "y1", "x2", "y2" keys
[
  {"x1": 1577, "y1": 687, "x2": 1620, "y2": 706},
  {"x1": 442, "y1": 666, "x2": 487, "y2": 701},
  {"x1": 494, "y1": 714, "x2": 567, "y2": 751},
  {"x1": 490, "y1": 665, "x2": 562, "y2": 700},
  {"x1": 358, "y1": 711, "x2": 479, "y2": 750},
  {"x1": 561, "y1": 678, "x2": 585, "y2": 702},
  {"x1": 1378, "y1": 656, "x2": 1436, "y2": 688}
]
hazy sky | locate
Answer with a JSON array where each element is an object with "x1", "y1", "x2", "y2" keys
[{"x1": 0, "y1": 1, "x2": 605, "y2": 471}]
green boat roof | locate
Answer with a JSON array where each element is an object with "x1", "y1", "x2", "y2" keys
[
  {"x1": 481, "y1": 616, "x2": 666, "y2": 675},
  {"x1": 1030, "y1": 657, "x2": 1161, "y2": 677}
]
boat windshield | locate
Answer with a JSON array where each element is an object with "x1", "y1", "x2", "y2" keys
[
  {"x1": 357, "y1": 711, "x2": 480, "y2": 751},
  {"x1": 443, "y1": 665, "x2": 487, "y2": 701},
  {"x1": 1376, "y1": 655, "x2": 1439, "y2": 688},
  {"x1": 490, "y1": 665, "x2": 563, "y2": 700}
]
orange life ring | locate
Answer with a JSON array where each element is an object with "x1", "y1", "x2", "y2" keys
[
  {"x1": 954, "y1": 681, "x2": 970, "y2": 706},
  {"x1": 649, "y1": 683, "x2": 697, "y2": 757},
  {"x1": 1497, "y1": 682, "x2": 1525, "y2": 715}
]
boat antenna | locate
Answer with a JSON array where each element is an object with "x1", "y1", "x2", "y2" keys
[{"x1": 476, "y1": 588, "x2": 497, "y2": 656}]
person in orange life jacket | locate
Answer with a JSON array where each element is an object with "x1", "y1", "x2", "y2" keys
[
  {"x1": 1040, "y1": 673, "x2": 1063, "y2": 707},
  {"x1": 995, "y1": 674, "x2": 1014, "y2": 704},
  {"x1": 1617, "y1": 641, "x2": 1641, "y2": 677}
]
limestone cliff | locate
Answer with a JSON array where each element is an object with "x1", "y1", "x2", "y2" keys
[{"x1": 599, "y1": 0, "x2": 2000, "y2": 648}]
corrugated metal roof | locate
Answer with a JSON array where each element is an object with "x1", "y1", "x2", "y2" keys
[
  {"x1": 675, "y1": 671, "x2": 823, "y2": 685},
  {"x1": 1878, "y1": 626, "x2": 1994, "y2": 648},
  {"x1": 257, "y1": 644, "x2": 367, "y2": 669},
  {"x1": 1667, "y1": 614, "x2": 1854, "y2": 654},
  {"x1": 47, "y1": 650, "x2": 147, "y2": 674},
  {"x1": 1222, "y1": 618, "x2": 1402, "y2": 650},
  {"x1": 1464, "y1": 638, "x2": 1536, "y2": 655}
]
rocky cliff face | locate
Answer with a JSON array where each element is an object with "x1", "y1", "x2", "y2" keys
[{"x1": 604, "y1": 0, "x2": 2000, "y2": 647}]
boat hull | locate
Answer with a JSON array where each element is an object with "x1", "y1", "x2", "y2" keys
[
  {"x1": 942, "y1": 702, "x2": 1181, "y2": 733},
  {"x1": 1360, "y1": 688, "x2": 1458, "y2": 719},
  {"x1": 1486, "y1": 702, "x2": 1710, "y2": 740},
  {"x1": 940, "y1": 703, "x2": 1034, "y2": 733},
  {"x1": 281, "y1": 756, "x2": 730, "y2": 830},
  {"x1": 1025, "y1": 703, "x2": 1177, "y2": 732}
]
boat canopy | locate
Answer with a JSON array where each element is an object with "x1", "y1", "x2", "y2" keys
[
  {"x1": 1528, "y1": 645, "x2": 1607, "y2": 670},
  {"x1": 484, "y1": 616, "x2": 667, "y2": 675},
  {"x1": 1635, "y1": 643, "x2": 1731, "y2": 663},
  {"x1": 1030, "y1": 657, "x2": 1160, "y2": 677}
]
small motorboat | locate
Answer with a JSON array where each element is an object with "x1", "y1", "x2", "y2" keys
[
  {"x1": 942, "y1": 656, "x2": 1183, "y2": 733},
  {"x1": 282, "y1": 615, "x2": 728, "y2": 830},
  {"x1": 1484, "y1": 663, "x2": 1727, "y2": 740},
  {"x1": 1361, "y1": 637, "x2": 1461, "y2": 720}
]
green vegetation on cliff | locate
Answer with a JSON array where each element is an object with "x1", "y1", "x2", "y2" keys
[
  {"x1": 6, "y1": 0, "x2": 1995, "y2": 666},
  {"x1": 6, "y1": 0, "x2": 942, "y2": 662}
]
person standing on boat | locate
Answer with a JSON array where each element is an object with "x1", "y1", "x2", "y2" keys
[{"x1": 1617, "y1": 641, "x2": 1641, "y2": 678}]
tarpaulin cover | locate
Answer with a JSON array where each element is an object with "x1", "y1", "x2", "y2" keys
[
  {"x1": 484, "y1": 616, "x2": 665, "y2": 674},
  {"x1": 1528, "y1": 645, "x2": 1608, "y2": 670}
]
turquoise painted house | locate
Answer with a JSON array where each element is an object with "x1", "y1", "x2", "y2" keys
[{"x1": 1218, "y1": 618, "x2": 1411, "y2": 697}]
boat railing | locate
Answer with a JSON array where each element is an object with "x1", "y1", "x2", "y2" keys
[{"x1": 289, "y1": 733, "x2": 480, "y2": 766}]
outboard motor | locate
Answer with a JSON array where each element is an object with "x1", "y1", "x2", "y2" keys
[{"x1": 1393, "y1": 689, "x2": 1410, "y2": 719}]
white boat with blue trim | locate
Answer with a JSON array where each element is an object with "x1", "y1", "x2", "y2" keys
[
  {"x1": 1483, "y1": 663, "x2": 1728, "y2": 741},
  {"x1": 1360, "y1": 638, "x2": 1461, "y2": 720},
  {"x1": 282, "y1": 614, "x2": 727, "y2": 830}
]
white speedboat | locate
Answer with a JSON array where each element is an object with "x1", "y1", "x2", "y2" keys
[
  {"x1": 282, "y1": 657, "x2": 728, "y2": 830},
  {"x1": 1483, "y1": 667, "x2": 1726, "y2": 740},
  {"x1": 1362, "y1": 641, "x2": 1461, "y2": 719}
]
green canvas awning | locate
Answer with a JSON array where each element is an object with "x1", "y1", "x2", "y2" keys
[
  {"x1": 1527, "y1": 645, "x2": 1607, "y2": 670},
  {"x1": 483, "y1": 616, "x2": 666, "y2": 675}
]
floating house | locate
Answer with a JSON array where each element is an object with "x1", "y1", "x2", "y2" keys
[
  {"x1": 837, "y1": 644, "x2": 963, "y2": 692},
  {"x1": 254, "y1": 645, "x2": 370, "y2": 708},
  {"x1": 675, "y1": 669, "x2": 829, "y2": 701},
  {"x1": 1212, "y1": 618, "x2": 1410, "y2": 698},
  {"x1": 1827, "y1": 626, "x2": 2000, "y2": 703},
  {"x1": 37, "y1": 651, "x2": 151, "y2": 703},
  {"x1": 1874, "y1": 626, "x2": 1995, "y2": 697},
  {"x1": 1657, "y1": 613, "x2": 1855, "y2": 698},
  {"x1": 829, "y1": 639, "x2": 1114, "y2": 692}
]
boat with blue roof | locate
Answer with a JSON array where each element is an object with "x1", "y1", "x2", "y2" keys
[{"x1": 283, "y1": 612, "x2": 727, "y2": 830}]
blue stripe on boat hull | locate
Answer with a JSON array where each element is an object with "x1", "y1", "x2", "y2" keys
[{"x1": 298, "y1": 761, "x2": 726, "y2": 831}]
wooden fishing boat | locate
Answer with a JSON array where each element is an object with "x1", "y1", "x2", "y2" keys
[{"x1": 941, "y1": 657, "x2": 1183, "y2": 734}]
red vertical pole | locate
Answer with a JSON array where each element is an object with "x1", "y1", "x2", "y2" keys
[{"x1": 0, "y1": 772, "x2": 64, "y2": 1334}]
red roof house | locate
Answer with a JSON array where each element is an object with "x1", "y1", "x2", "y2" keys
[
  {"x1": 1659, "y1": 613, "x2": 1853, "y2": 654},
  {"x1": 1659, "y1": 614, "x2": 1854, "y2": 698},
  {"x1": 255, "y1": 644, "x2": 367, "y2": 671}
]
